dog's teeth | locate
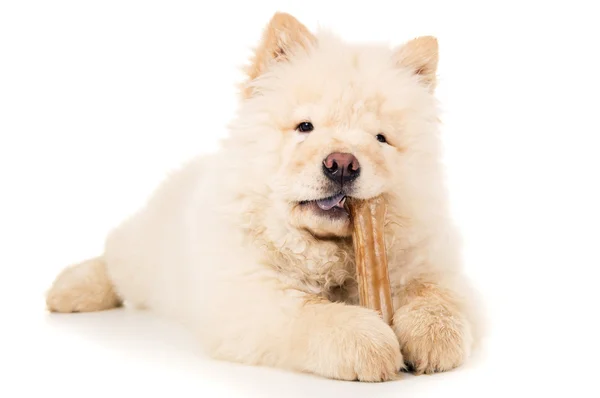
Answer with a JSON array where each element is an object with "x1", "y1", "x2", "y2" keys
[{"x1": 338, "y1": 197, "x2": 346, "y2": 208}]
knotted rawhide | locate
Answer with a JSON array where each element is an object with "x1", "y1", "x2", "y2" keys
[{"x1": 347, "y1": 196, "x2": 394, "y2": 325}]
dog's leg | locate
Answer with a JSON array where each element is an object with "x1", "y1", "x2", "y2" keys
[
  {"x1": 204, "y1": 280, "x2": 403, "y2": 382},
  {"x1": 45, "y1": 256, "x2": 122, "y2": 313},
  {"x1": 391, "y1": 276, "x2": 473, "y2": 374}
]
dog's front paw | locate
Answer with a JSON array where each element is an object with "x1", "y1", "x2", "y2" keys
[
  {"x1": 392, "y1": 304, "x2": 471, "y2": 375},
  {"x1": 309, "y1": 305, "x2": 403, "y2": 382}
]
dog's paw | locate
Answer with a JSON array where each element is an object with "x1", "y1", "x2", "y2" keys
[
  {"x1": 309, "y1": 305, "x2": 403, "y2": 382},
  {"x1": 392, "y1": 304, "x2": 471, "y2": 375}
]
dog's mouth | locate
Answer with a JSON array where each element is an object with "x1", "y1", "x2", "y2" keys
[{"x1": 298, "y1": 192, "x2": 349, "y2": 219}]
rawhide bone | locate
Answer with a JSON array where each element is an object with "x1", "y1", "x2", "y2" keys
[{"x1": 347, "y1": 196, "x2": 394, "y2": 325}]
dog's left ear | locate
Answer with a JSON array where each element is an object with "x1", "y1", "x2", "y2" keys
[
  {"x1": 242, "y1": 12, "x2": 316, "y2": 97},
  {"x1": 394, "y1": 36, "x2": 439, "y2": 92}
]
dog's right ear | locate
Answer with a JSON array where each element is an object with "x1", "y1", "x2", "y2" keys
[{"x1": 241, "y1": 12, "x2": 316, "y2": 97}]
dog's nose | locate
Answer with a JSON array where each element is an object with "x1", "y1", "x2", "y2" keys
[{"x1": 322, "y1": 152, "x2": 361, "y2": 184}]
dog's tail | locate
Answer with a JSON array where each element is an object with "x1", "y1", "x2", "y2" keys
[{"x1": 45, "y1": 256, "x2": 122, "y2": 313}]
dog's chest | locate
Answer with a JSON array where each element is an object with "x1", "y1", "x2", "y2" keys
[{"x1": 267, "y1": 236, "x2": 358, "y2": 300}]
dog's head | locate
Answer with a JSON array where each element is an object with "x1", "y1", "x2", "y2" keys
[{"x1": 226, "y1": 13, "x2": 442, "y2": 240}]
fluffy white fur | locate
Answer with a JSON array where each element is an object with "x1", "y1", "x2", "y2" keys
[{"x1": 46, "y1": 13, "x2": 481, "y2": 381}]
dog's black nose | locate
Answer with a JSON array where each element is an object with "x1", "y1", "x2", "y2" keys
[{"x1": 323, "y1": 152, "x2": 360, "y2": 185}]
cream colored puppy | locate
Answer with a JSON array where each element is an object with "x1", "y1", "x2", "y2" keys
[{"x1": 46, "y1": 13, "x2": 480, "y2": 381}]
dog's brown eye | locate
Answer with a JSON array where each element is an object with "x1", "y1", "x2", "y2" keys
[
  {"x1": 376, "y1": 134, "x2": 387, "y2": 143},
  {"x1": 296, "y1": 122, "x2": 314, "y2": 133}
]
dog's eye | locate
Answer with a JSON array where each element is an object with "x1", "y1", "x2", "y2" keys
[
  {"x1": 296, "y1": 122, "x2": 314, "y2": 133},
  {"x1": 376, "y1": 134, "x2": 387, "y2": 143}
]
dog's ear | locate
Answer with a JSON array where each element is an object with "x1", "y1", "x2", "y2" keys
[
  {"x1": 242, "y1": 12, "x2": 316, "y2": 97},
  {"x1": 394, "y1": 36, "x2": 439, "y2": 92}
]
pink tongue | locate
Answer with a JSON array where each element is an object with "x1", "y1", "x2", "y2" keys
[{"x1": 316, "y1": 193, "x2": 346, "y2": 211}]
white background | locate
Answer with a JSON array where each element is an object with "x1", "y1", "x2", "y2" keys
[{"x1": 1, "y1": 1, "x2": 599, "y2": 397}]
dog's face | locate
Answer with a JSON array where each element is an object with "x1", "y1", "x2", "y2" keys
[{"x1": 229, "y1": 13, "x2": 441, "y2": 240}]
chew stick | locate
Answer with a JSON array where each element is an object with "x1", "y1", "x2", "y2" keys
[{"x1": 347, "y1": 196, "x2": 394, "y2": 326}]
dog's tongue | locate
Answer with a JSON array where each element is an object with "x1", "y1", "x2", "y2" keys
[{"x1": 316, "y1": 193, "x2": 346, "y2": 211}]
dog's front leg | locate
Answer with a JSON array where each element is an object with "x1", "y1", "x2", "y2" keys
[
  {"x1": 204, "y1": 277, "x2": 403, "y2": 381},
  {"x1": 391, "y1": 276, "x2": 473, "y2": 374}
]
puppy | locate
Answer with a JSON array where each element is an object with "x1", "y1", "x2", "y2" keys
[{"x1": 46, "y1": 12, "x2": 480, "y2": 381}]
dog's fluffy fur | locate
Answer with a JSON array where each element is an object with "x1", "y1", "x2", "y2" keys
[{"x1": 46, "y1": 13, "x2": 481, "y2": 381}]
